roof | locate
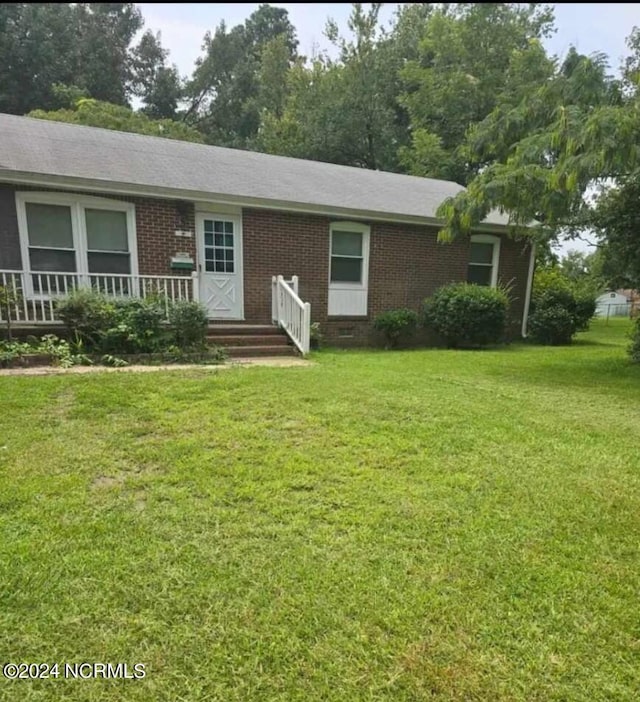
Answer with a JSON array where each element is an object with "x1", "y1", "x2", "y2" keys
[{"x1": 0, "y1": 113, "x2": 510, "y2": 227}]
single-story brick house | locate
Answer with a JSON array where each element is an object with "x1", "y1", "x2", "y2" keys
[{"x1": 0, "y1": 114, "x2": 535, "y2": 353}]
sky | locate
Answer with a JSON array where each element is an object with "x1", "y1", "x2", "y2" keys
[{"x1": 136, "y1": 3, "x2": 640, "y2": 255}]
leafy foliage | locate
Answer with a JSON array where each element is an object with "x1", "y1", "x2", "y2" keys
[
  {"x1": 0, "y1": 3, "x2": 150, "y2": 114},
  {"x1": 30, "y1": 98, "x2": 203, "y2": 142},
  {"x1": 0, "y1": 335, "x2": 90, "y2": 368},
  {"x1": 373, "y1": 309, "x2": 419, "y2": 349},
  {"x1": 168, "y1": 300, "x2": 209, "y2": 349},
  {"x1": 528, "y1": 270, "x2": 596, "y2": 345},
  {"x1": 629, "y1": 318, "x2": 640, "y2": 363},
  {"x1": 184, "y1": 5, "x2": 298, "y2": 148},
  {"x1": 399, "y1": 3, "x2": 555, "y2": 185},
  {"x1": 424, "y1": 283, "x2": 509, "y2": 348},
  {"x1": 590, "y1": 175, "x2": 640, "y2": 291},
  {"x1": 57, "y1": 290, "x2": 210, "y2": 355}
]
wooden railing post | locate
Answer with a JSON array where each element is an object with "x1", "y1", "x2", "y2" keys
[
  {"x1": 272, "y1": 275, "x2": 278, "y2": 324},
  {"x1": 302, "y1": 302, "x2": 311, "y2": 355},
  {"x1": 191, "y1": 271, "x2": 199, "y2": 302}
]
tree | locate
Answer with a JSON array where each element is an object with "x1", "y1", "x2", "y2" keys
[
  {"x1": 71, "y1": 3, "x2": 144, "y2": 105},
  {"x1": 131, "y1": 30, "x2": 183, "y2": 119},
  {"x1": 185, "y1": 4, "x2": 298, "y2": 147},
  {"x1": 0, "y1": 3, "x2": 77, "y2": 114},
  {"x1": 0, "y1": 3, "x2": 160, "y2": 115},
  {"x1": 256, "y1": 3, "x2": 423, "y2": 171},
  {"x1": 399, "y1": 3, "x2": 555, "y2": 185},
  {"x1": 435, "y1": 43, "x2": 630, "y2": 243},
  {"x1": 30, "y1": 98, "x2": 204, "y2": 142},
  {"x1": 591, "y1": 177, "x2": 640, "y2": 290},
  {"x1": 559, "y1": 249, "x2": 605, "y2": 295}
]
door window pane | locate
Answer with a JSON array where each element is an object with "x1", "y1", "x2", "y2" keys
[
  {"x1": 204, "y1": 220, "x2": 234, "y2": 273},
  {"x1": 86, "y1": 209, "x2": 128, "y2": 251},
  {"x1": 25, "y1": 203, "x2": 73, "y2": 248}
]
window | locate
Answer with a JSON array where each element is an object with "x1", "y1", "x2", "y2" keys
[
  {"x1": 16, "y1": 193, "x2": 137, "y2": 294},
  {"x1": 203, "y1": 219, "x2": 234, "y2": 273},
  {"x1": 467, "y1": 234, "x2": 500, "y2": 287},
  {"x1": 328, "y1": 221, "x2": 370, "y2": 316},
  {"x1": 331, "y1": 229, "x2": 363, "y2": 283}
]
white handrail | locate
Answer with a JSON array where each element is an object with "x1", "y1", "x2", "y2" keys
[
  {"x1": 0, "y1": 269, "x2": 196, "y2": 324},
  {"x1": 271, "y1": 275, "x2": 311, "y2": 355}
]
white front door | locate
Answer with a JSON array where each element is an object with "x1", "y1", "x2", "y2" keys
[{"x1": 197, "y1": 214, "x2": 244, "y2": 319}]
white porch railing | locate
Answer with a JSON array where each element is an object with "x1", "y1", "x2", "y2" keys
[
  {"x1": 0, "y1": 269, "x2": 198, "y2": 324},
  {"x1": 271, "y1": 275, "x2": 311, "y2": 355}
]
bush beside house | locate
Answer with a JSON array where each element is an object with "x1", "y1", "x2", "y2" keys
[
  {"x1": 373, "y1": 309, "x2": 419, "y2": 348},
  {"x1": 528, "y1": 271, "x2": 596, "y2": 345},
  {"x1": 424, "y1": 283, "x2": 509, "y2": 348},
  {"x1": 0, "y1": 290, "x2": 223, "y2": 368}
]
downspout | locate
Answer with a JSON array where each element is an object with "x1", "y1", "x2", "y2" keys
[{"x1": 521, "y1": 242, "x2": 536, "y2": 338}]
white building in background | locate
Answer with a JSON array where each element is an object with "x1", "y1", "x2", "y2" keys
[{"x1": 595, "y1": 291, "x2": 631, "y2": 317}]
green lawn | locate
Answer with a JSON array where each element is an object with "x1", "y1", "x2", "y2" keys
[{"x1": 1, "y1": 318, "x2": 639, "y2": 701}]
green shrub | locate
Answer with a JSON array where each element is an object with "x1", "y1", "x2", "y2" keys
[
  {"x1": 629, "y1": 318, "x2": 640, "y2": 363},
  {"x1": 528, "y1": 270, "x2": 596, "y2": 345},
  {"x1": 424, "y1": 282, "x2": 509, "y2": 348},
  {"x1": 373, "y1": 309, "x2": 418, "y2": 348},
  {"x1": 100, "y1": 298, "x2": 167, "y2": 354},
  {"x1": 57, "y1": 290, "x2": 167, "y2": 354},
  {"x1": 168, "y1": 300, "x2": 208, "y2": 349},
  {"x1": 56, "y1": 289, "x2": 114, "y2": 347},
  {"x1": 574, "y1": 293, "x2": 597, "y2": 331}
]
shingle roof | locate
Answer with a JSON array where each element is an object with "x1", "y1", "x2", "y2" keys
[{"x1": 0, "y1": 113, "x2": 509, "y2": 226}]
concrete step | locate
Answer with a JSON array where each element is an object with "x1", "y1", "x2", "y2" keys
[
  {"x1": 207, "y1": 334, "x2": 290, "y2": 347},
  {"x1": 224, "y1": 345, "x2": 298, "y2": 358},
  {"x1": 206, "y1": 324, "x2": 282, "y2": 336}
]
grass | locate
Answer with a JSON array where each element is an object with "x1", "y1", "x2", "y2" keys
[{"x1": 0, "y1": 317, "x2": 638, "y2": 701}]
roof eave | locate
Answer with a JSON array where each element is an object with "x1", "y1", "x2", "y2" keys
[{"x1": 0, "y1": 169, "x2": 515, "y2": 234}]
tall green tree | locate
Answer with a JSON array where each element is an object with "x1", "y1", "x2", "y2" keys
[
  {"x1": 0, "y1": 3, "x2": 175, "y2": 115},
  {"x1": 0, "y1": 3, "x2": 77, "y2": 114},
  {"x1": 435, "y1": 44, "x2": 633, "y2": 243},
  {"x1": 131, "y1": 30, "x2": 183, "y2": 119},
  {"x1": 591, "y1": 178, "x2": 640, "y2": 290},
  {"x1": 185, "y1": 4, "x2": 298, "y2": 147},
  {"x1": 256, "y1": 3, "x2": 428, "y2": 170},
  {"x1": 399, "y1": 3, "x2": 555, "y2": 185},
  {"x1": 71, "y1": 3, "x2": 144, "y2": 106}
]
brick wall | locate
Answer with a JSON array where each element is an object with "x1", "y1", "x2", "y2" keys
[
  {"x1": 242, "y1": 209, "x2": 532, "y2": 345},
  {"x1": 0, "y1": 183, "x2": 532, "y2": 347},
  {"x1": 0, "y1": 184, "x2": 195, "y2": 276}
]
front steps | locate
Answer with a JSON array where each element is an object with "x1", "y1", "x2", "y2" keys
[{"x1": 206, "y1": 323, "x2": 298, "y2": 358}]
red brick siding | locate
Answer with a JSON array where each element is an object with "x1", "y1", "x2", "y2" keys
[
  {"x1": 242, "y1": 209, "x2": 532, "y2": 345},
  {"x1": 242, "y1": 209, "x2": 331, "y2": 324},
  {"x1": 0, "y1": 184, "x2": 532, "y2": 346}
]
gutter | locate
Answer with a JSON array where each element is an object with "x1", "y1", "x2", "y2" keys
[{"x1": 521, "y1": 242, "x2": 536, "y2": 338}]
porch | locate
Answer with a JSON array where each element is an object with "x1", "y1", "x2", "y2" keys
[{"x1": 0, "y1": 270, "x2": 311, "y2": 355}]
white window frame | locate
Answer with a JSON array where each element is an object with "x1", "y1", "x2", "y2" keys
[
  {"x1": 15, "y1": 191, "x2": 138, "y2": 297},
  {"x1": 328, "y1": 221, "x2": 370, "y2": 316},
  {"x1": 468, "y1": 234, "x2": 501, "y2": 288}
]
